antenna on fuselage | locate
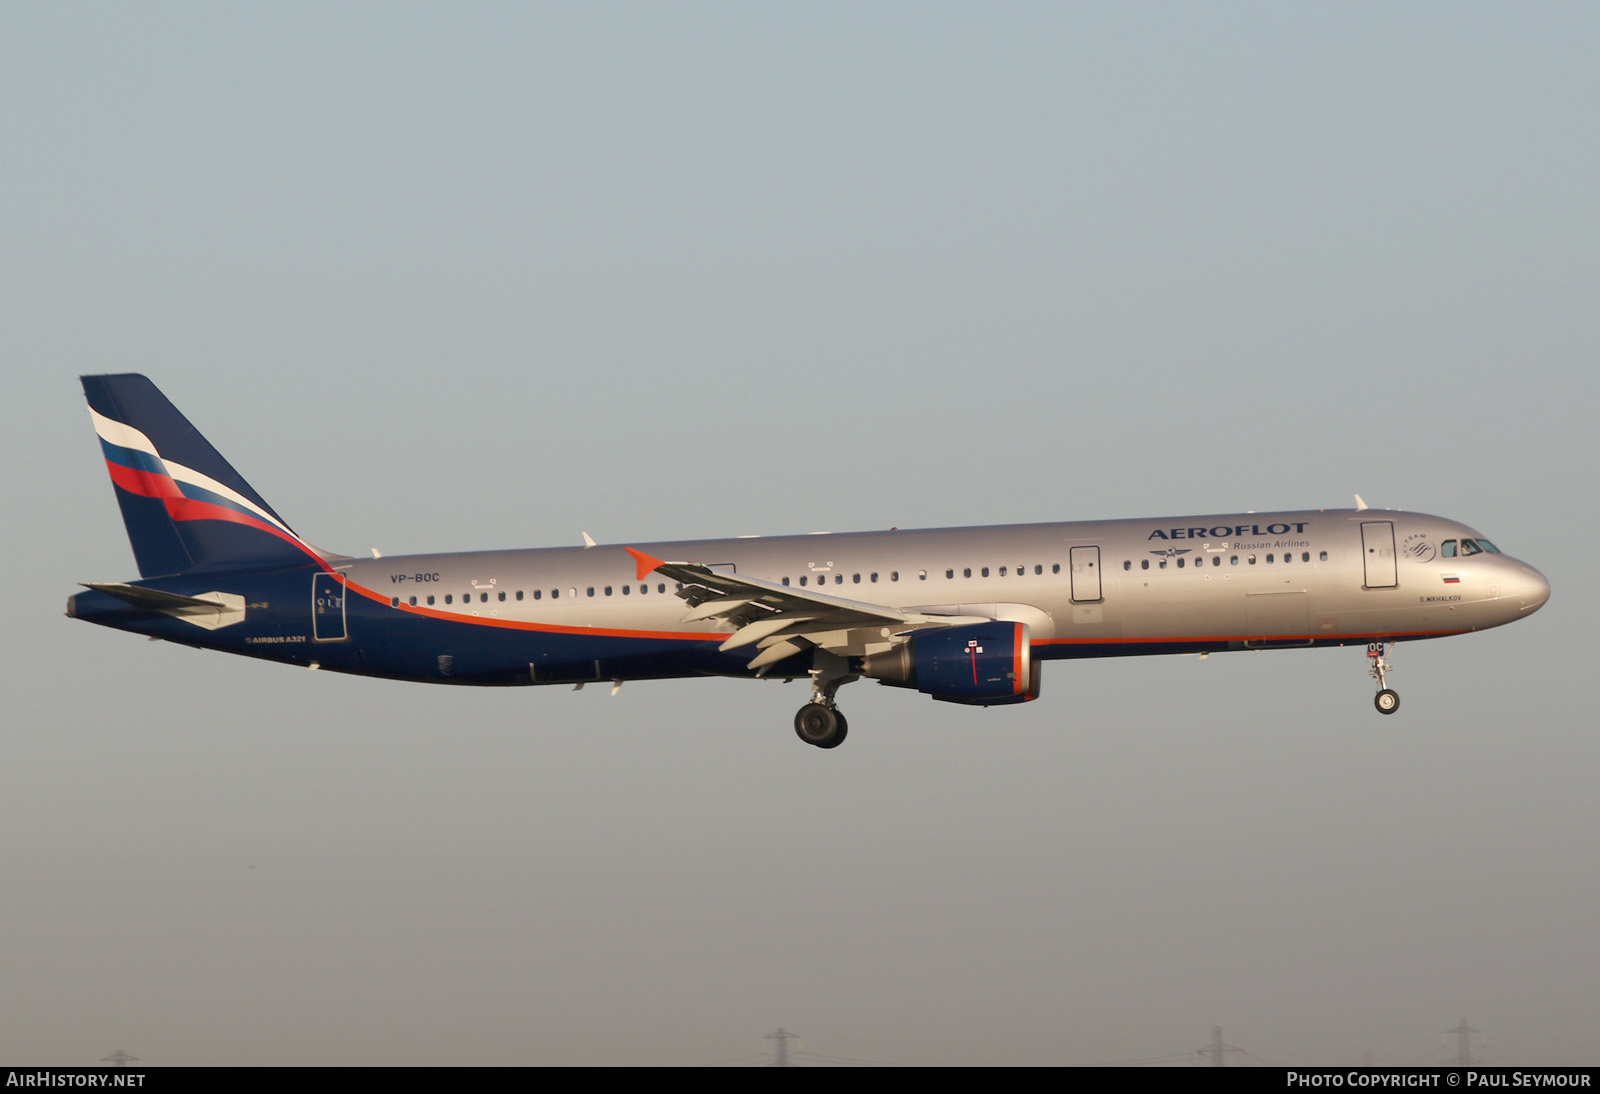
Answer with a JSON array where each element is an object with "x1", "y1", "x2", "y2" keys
[
  {"x1": 581, "y1": 531, "x2": 597, "y2": 548},
  {"x1": 1354, "y1": 494, "x2": 1368, "y2": 511}
]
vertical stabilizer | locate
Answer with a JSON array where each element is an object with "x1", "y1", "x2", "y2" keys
[{"x1": 82, "y1": 374, "x2": 321, "y2": 577}]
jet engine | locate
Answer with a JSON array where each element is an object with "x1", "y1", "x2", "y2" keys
[{"x1": 860, "y1": 621, "x2": 1038, "y2": 706}]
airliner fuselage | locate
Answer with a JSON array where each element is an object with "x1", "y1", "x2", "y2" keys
[{"x1": 68, "y1": 376, "x2": 1550, "y2": 748}]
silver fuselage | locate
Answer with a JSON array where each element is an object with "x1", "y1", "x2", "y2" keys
[{"x1": 341, "y1": 508, "x2": 1549, "y2": 669}]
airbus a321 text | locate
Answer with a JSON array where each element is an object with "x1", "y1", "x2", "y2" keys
[{"x1": 69, "y1": 375, "x2": 1550, "y2": 748}]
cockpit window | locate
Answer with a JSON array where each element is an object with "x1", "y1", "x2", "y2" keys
[
  {"x1": 1441, "y1": 540, "x2": 1457, "y2": 558},
  {"x1": 1477, "y1": 539, "x2": 1501, "y2": 554},
  {"x1": 1459, "y1": 539, "x2": 1483, "y2": 556}
]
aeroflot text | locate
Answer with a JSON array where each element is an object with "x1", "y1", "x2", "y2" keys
[
  {"x1": 1148, "y1": 523, "x2": 1309, "y2": 540},
  {"x1": 1286, "y1": 1075, "x2": 1590, "y2": 1088}
]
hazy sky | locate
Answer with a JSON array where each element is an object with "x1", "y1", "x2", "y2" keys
[{"x1": 3, "y1": 2, "x2": 1596, "y2": 1066}]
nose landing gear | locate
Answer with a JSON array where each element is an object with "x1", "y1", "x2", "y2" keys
[{"x1": 1368, "y1": 642, "x2": 1400, "y2": 715}]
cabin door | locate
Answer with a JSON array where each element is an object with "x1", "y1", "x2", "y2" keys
[
  {"x1": 312, "y1": 573, "x2": 348, "y2": 641},
  {"x1": 1360, "y1": 521, "x2": 1397, "y2": 589}
]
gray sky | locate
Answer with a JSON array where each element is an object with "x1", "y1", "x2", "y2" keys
[{"x1": 3, "y1": 1, "x2": 1596, "y2": 1066}]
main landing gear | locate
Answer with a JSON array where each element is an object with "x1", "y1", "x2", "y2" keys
[
  {"x1": 794, "y1": 651, "x2": 858, "y2": 749},
  {"x1": 794, "y1": 703, "x2": 848, "y2": 749},
  {"x1": 1368, "y1": 641, "x2": 1400, "y2": 715}
]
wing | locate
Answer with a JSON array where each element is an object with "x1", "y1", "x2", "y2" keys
[{"x1": 624, "y1": 548, "x2": 987, "y2": 672}]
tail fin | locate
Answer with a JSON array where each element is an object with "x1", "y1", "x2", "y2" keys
[{"x1": 82, "y1": 374, "x2": 326, "y2": 577}]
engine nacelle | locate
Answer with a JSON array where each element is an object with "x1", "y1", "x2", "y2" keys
[{"x1": 861, "y1": 622, "x2": 1039, "y2": 706}]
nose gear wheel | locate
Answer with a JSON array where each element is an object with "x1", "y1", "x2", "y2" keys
[{"x1": 1368, "y1": 642, "x2": 1400, "y2": 716}]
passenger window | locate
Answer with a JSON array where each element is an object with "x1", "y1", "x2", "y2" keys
[
  {"x1": 1302, "y1": 552, "x2": 1310, "y2": 562},
  {"x1": 409, "y1": 596, "x2": 417, "y2": 606},
  {"x1": 782, "y1": 577, "x2": 790, "y2": 586},
  {"x1": 1319, "y1": 551, "x2": 1328, "y2": 561},
  {"x1": 445, "y1": 594, "x2": 452, "y2": 604},
  {"x1": 390, "y1": 597, "x2": 399, "y2": 607},
  {"x1": 981, "y1": 567, "x2": 989, "y2": 577},
  {"x1": 586, "y1": 587, "x2": 594, "y2": 597},
  {"x1": 1212, "y1": 556, "x2": 1220, "y2": 567},
  {"x1": 1123, "y1": 560, "x2": 1132, "y2": 571},
  {"x1": 799, "y1": 576, "x2": 807, "y2": 586},
  {"x1": 1035, "y1": 565, "x2": 1043, "y2": 575},
  {"x1": 1266, "y1": 554, "x2": 1274, "y2": 564},
  {"x1": 534, "y1": 590, "x2": 542, "y2": 600},
  {"x1": 516, "y1": 590, "x2": 523, "y2": 601},
  {"x1": 1052, "y1": 563, "x2": 1060, "y2": 574},
  {"x1": 946, "y1": 569, "x2": 954, "y2": 579},
  {"x1": 870, "y1": 573, "x2": 878, "y2": 583},
  {"x1": 835, "y1": 575, "x2": 843, "y2": 584},
  {"x1": 1248, "y1": 555, "x2": 1256, "y2": 565},
  {"x1": 918, "y1": 570, "x2": 927, "y2": 580},
  {"x1": 999, "y1": 566, "x2": 1007, "y2": 576},
  {"x1": 551, "y1": 589, "x2": 559, "y2": 599},
  {"x1": 427, "y1": 595, "x2": 435, "y2": 605},
  {"x1": 621, "y1": 585, "x2": 630, "y2": 595},
  {"x1": 1141, "y1": 559, "x2": 1149, "y2": 570},
  {"x1": 853, "y1": 573, "x2": 861, "y2": 584},
  {"x1": 660, "y1": 584, "x2": 667, "y2": 593}
]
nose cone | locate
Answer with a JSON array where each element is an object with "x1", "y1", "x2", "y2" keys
[{"x1": 1517, "y1": 564, "x2": 1551, "y2": 615}]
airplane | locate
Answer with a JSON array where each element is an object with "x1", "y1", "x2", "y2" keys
[{"x1": 68, "y1": 374, "x2": 1550, "y2": 749}]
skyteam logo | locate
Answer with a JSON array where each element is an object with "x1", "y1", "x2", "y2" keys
[{"x1": 1402, "y1": 532, "x2": 1437, "y2": 562}]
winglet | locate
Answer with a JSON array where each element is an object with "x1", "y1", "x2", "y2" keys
[{"x1": 624, "y1": 547, "x2": 665, "y2": 581}]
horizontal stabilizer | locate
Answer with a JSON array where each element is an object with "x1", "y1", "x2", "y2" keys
[
  {"x1": 81, "y1": 583, "x2": 246, "y2": 631},
  {"x1": 84, "y1": 582, "x2": 229, "y2": 610}
]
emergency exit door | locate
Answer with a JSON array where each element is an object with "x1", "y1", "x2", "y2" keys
[{"x1": 1070, "y1": 546, "x2": 1102, "y2": 602}]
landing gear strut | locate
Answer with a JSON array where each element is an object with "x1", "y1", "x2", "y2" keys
[
  {"x1": 1368, "y1": 641, "x2": 1400, "y2": 715},
  {"x1": 793, "y1": 650, "x2": 858, "y2": 749}
]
